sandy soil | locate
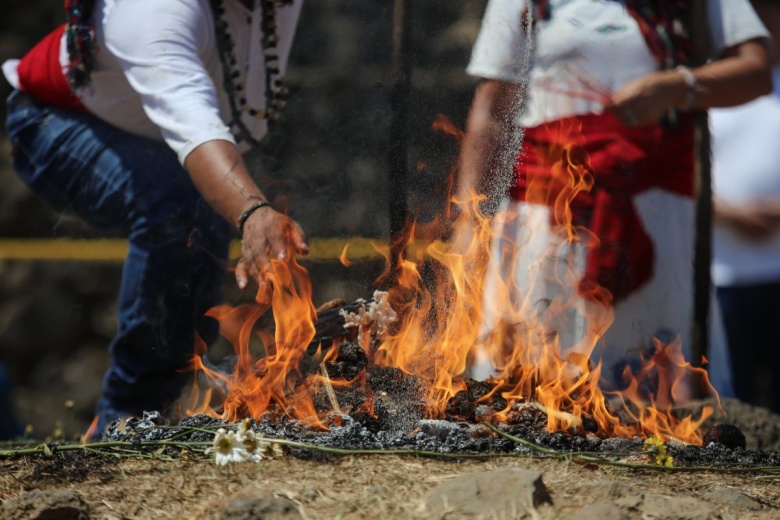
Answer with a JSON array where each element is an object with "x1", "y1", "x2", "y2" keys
[
  {"x1": 0, "y1": 398, "x2": 778, "y2": 519},
  {"x1": 0, "y1": 449, "x2": 778, "y2": 519}
]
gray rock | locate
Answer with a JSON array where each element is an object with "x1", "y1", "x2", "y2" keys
[
  {"x1": 703, "y1": 487, "x2": 761, "y2": 511},
  {"x1": 0, "y1": 489, "x2": 89, "y2": 520},
  {"x1": 568, "y1": 502, "x2": 628, "y2": 520},
  {"x1": 418, "y1": 419, "x2": 464, "y2": 441},
  {"x1": 425, "y1": 467, "x2": 552, "y2": 518},
  {"x1": 217, "y1": 495, "x2": 302, "y2": 520},
  {"x1": 570, "y1": 481, "x2": 720, "y2": 520},
  {"x1": 641, "y1": 494, "x2": 720, "y2": 520}
]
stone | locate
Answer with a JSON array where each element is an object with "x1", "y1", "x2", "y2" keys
[
  {"x1": 570, "y1": 481, "x2": 719, "y2": 520},
  {"x1": 702, "y1": 424, "x2": 747, "y2": 450},
  {"x1": 425, "y1": 467, "x2": 552, "y2": 518},
  {"x1": 0, "y1": 489, "x2": 89, "y2": 520},
  {"x1": 641, "y1": 494, "x2": 719, "y2": 520},
  {"x1": 217, "y1": 495, "x2": 302, "y2": 520},
  {"x1": 568, "y1": 502, "x2": 628, "y2": 520},
  {"x1": 703, "y1": 488, "x2": 761, "y2": 510}
]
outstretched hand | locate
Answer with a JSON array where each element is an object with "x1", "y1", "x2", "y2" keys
[{"x1": 235, "y1": 205, "x2": 309, "y2": 289}]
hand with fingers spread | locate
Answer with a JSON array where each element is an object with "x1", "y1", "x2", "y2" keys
[
  {"x1": 183, "y1": 140, "x2": 310, "y2": 290},
  {"x1": 235, "y1": 204, "x2": 309, "y2": 289}
]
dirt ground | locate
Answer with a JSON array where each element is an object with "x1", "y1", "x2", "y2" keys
[
  {"x1": 0, "y1": 398, "x2": 779, "y2": 520},
  {"x1": 0, "y1": 449, "x2": 778, "y2": 519}
]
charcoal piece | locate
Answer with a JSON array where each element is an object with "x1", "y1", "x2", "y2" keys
[
  {"x1": 446, "y1": 390, "x2": 476, "y2": 421},
  {"x1": 464, "y1": 378, "x2": 508, "y2": 411},
  {"x1": 351, "y1": 411, "x2": 382, "y2": 433},
  {"x1": 374, "y1": 390, "x2": 425, "y2": 433},
  {"x1": 329, "y1": 384, "x2": 368, "y2": 413},
  {"x1": 367, "y1": 366, "x2": 410, "y2": 391},
  {"x1": 464, "y1": 379, "x2": 494, "y2": 399},
  {"x1": 505, "y1": 405, "x2": 548, "y2": 429},
  {"x1": 702, "y1": 424, "x2": 747, "y2": 449},
  {"x1": 311, "y1": 376, "x2": 367, "y2": 414},
  {"x1": 418, "y1": 419, "x2": 464, "y2": 442},
  {"x1": 324, "y1": 341, "x2": 368, "y2": 381},
  {"x1": 311, "y1": 386, "x2": 334, "y2": 413},
  {"x1": 600, "y1": 436, "x2": 635, "y2": 452},
  {"x1": 309, "y1": 299, "x2": 364, "y2": 347},
  {"x1": 491, "y1": 396, "x2": 509, "y2": 411},
  {"x1": 581, "y1": 415, "x2": 599, "y2": 433}
]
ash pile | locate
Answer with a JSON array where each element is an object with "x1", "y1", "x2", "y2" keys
[{"x1": 99, "y1": 337, "x2": 780, "y2": 468}]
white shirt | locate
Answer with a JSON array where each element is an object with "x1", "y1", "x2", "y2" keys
[
  {"x1": 467, "y1": 0, "x2": 768, "y2": 128},
  {"x1": 711, "y1": 66, "x2": 780, "y2": 287},
  {"x1": 2, "y1": 0, "x2": 302, "y2": 165}
]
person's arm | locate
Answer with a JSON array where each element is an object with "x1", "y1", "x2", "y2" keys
[
  {"x1": 606, "y1": 39, "x2": 771, "y2": 126},
  {"x1": 714, "y1": 196, "x2": 780, "y2": 241},
  {"x1": 414, "y1": 79, "x2": 521, "y2": 241},
  {"x1": 184, "y1": 141, "x2": 308, "y2": 289},
  {"x1": 456, "y1": 79, "x2": 523, "y2": 205},
  {"x1": 105, "y1": 1, "x2": 308, "y2": 288}
]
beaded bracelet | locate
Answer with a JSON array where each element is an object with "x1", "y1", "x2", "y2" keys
[
  {"x1": 237, "y1": 201, "x2": 271, "y2": 236},
  {"x1": 676, "y1": 65, "x2": 698, "y2": 112}
]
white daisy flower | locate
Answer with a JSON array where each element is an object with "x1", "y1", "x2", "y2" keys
[
  {"x1": 206, "y1": 427, "x2": 248, "y2": 466},
  {"x1": 236, "y1": 419, "x2": 271, "y2": 462}
]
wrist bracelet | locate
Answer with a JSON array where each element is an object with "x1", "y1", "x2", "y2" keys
[
  {"x1": 237, "y1": 201, "x2": 271, "y2": 235},
  {"x1": 676, "y1": 65, "x2": 698, "y2": 112}
]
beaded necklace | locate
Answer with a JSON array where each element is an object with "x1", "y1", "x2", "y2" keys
[
  {"x1": 210, "y1": 0, "x2": 292, "y2": 147},
  {"x1": 64, "y1": 0, "x2": 97, "y2": 90},
  {"x1": 64, "y1": 0, "x2": 293, "y2": 144}
]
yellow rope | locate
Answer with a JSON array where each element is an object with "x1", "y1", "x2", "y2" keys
[{"x1": 0, "y1": 237, "x2": 440, "y2": 262}]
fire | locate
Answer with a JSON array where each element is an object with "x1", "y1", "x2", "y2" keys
[
  {"x1": 187, "y1": 241, "x2": 325, "y2": 429},
  {"x1": 185, "y1": 115, "x2": 719, "y2": 445}
]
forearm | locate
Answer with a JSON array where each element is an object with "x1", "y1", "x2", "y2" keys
[
  {"x1": 608, "y1": 39, "x2": 771, "y2": 126},
  {"x1": 183, "y1": 139, "x2": 268, "y2": 230},
  {"x1": 456, "y1": 80, "x2": 522, "y2": 205},
  {"x1": 686, "y1": 39, "x2": 772, "y2": 109}
]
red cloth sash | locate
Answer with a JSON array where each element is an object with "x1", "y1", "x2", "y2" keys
[
  {"x1": 509, "y1": 112, "x2": 694, "y2": 303},
  {"x1": 17, "y1": 24, "x2": 87, "y2": 112}
]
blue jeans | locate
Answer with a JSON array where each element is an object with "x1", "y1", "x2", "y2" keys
[
  {"x1": 717, "y1": 281, "x2": 780, "y2": 412},
  {"x1": 0, "y1": 363, "x2": 21, "y2": 439},
  {"x1": 5, "y1": 90, "x2": 232, "y2": 426}
]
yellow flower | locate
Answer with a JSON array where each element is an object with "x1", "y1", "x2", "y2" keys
[{"x1": 644, "y1": 436, "x2": 674, "y2": 467}]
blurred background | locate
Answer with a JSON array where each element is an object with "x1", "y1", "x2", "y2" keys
[{"x1": 0, "y1": 1, "x2": 487, "y2": 437}]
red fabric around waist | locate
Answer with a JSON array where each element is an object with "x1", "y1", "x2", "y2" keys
[
  {"x1": 17, "y1": 24, "x2": 87, "y2": 113},
  {"x1": 509, "y1": 112, "x2": 694, "y2": 303}
]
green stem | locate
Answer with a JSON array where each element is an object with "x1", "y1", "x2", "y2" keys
[
  {"x1": 1, "y1": 425, "x2": 777, "y2": 477},
  {"x1": 481, "y1": 422, "x2": 780, "y2": 475}
]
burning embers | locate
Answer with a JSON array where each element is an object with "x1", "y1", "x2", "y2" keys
[
  {"x1": 183, "y1": 226, "x2": 716, "y2": 446},
  {"x1": 184, "y1": 117, "x2": 718, "y2": 447}
]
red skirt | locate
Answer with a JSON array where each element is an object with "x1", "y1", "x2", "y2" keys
[{"x1": 509, "y1": 113, "x2": 694, "y2": 303}]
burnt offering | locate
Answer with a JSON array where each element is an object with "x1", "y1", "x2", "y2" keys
[
  {"x1": 96, "y1": 327, "x2": 779, "y2": 469},
  {"x1": 162, "y1": 188, "x2": 779, "y2": 473},
  {"x1": 702, "y1": 424, "x2": 747, "y2": 450}
]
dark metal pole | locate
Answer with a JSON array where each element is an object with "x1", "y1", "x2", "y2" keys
[
  {"x1": 690, "y1": 0, "x2": 713, "y2": 397},
  {"x1": 389, "y1": 0, "x2": 413, "y2": 255}
]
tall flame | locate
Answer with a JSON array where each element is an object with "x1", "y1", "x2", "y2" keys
[{"x1": 186, "y1": 115, "x2": 718, "y2": 445}]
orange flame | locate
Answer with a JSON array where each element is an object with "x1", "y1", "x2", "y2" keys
[
  {"x1": 187, "y1": 237, "x2": 323, "y2": 428},
  {"x1": 185, "y1": 114, "x2": 718, "y2": 445}
]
